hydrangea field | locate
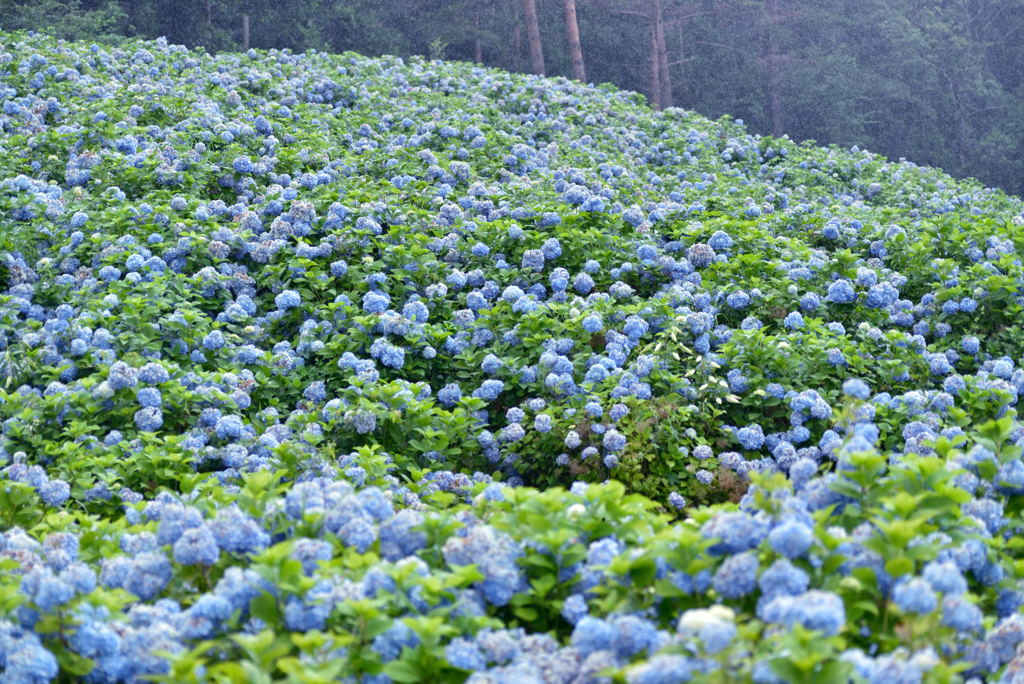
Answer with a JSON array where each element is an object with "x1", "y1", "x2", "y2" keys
[{"x1": 3, "y1": 30, "x2": 1024, "y2": 683}]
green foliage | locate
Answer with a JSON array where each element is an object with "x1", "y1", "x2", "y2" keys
[{"x1": 0, "y1": 0, "x2": 128, "y2": 42}]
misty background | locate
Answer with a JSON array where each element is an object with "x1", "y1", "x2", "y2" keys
[{"x1": 3, "y1": 0, "x2": 1022, "y2": 196}]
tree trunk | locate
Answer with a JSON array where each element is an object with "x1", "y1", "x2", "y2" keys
[
  {"x1": 512, "y1": 0, "x2": 523, "y2": 71},
  {"x1": 563, "y1": 0, "x2": 587, "y2": 81},
  {"x1": 523, "y1": 0, "x2": 546, "y2": 75},
  {"x1": 944, "y1": 71, "x2": 970, "y2": 169},
  {"x1": 765, "y1": 0, "x2": 783, "y2": 135},
  {"x1": 648, "y1": 17, "x2": 662, "y2": 109},
  {"x1": 513, "y1": 23, "x2": 523, "y2": 70},
  {"x1": 653, "y1": 0, "x2": 672, "y2": 107},
  {"x1": 242, "y1": 14, "x2": 250, "y2": 50},
  {"x1": 206, "y1": 0, "x2": 212, "y2": 26},
  {"x1": 472, "y1": 7, "x2": 484, "y2": 64}
]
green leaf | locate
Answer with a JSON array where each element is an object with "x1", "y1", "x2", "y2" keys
[
  {"x1": 884, "y1": 556, "x2": 915, "y2": 578},
  {"x1": 383, "y1": 659, "x2": 425, "y2": 683}
]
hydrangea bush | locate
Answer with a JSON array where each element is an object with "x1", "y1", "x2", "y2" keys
[{"x1": 1, "y1": 30, "x2": 1024, "y2": 683}]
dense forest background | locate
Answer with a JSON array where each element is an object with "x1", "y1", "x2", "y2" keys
[{"x1": 3, "y1": 0, "x2": 1023, "y2": 196}]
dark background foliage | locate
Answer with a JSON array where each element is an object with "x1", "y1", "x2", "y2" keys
[{"x1": 3, "y1": 0, "x2": 1022, "y2": 196}]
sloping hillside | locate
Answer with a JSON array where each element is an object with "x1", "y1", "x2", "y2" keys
[{"x1": 1, "y1": 31, "x2": 1024, "y2": 682}]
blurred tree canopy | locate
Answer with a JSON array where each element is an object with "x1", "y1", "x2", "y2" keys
[{"x1": 3, "y1": 0, "x2": 1022, "y2": 195}]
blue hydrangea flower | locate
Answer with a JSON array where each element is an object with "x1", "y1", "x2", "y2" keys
[
  {"x1": 783, "y1": 311, "x2": 805, "y2": 330},
  {"x1": 173, "y1": 525, "x2": 220, "y2": 566},
  {"x1": 687, "y1": 243, "x2": 716, "y2": 269},
  {"x1": 767, "y1": 520, "x2": 813, "y2": 558},
  {"x1": 703, "y1": 512, "x2": 768, "y2": 555},
  {"x1": 363, "y1": 291, "x2": 391, "y2": 313},
  {"x1": 208, "y1": 506, "x2": 269, "y2": 553},
  {"x1": 137, "y1": 387, "x2": 163, "y2": 408},
  {"x1": 521, "y1": 249, "x2": 545, "y2": 271},
  {"x1": 379, "y1": 510, "x2": 426, "y2": 561},
  {"x1": 562, "y1": 593, "x2": 589, "y2": 625},
  {"x1": 123, "y1": 553, "x2": 172, "y2": 600},
  {"x1": 622, "y1": 206, "x2": 645, "y2": 227},
  {"x1": 709, "y1": 230, "x2": 734, "y2": 251},
  {"x1": 941, "y1": 595, "x2": 982, "y2": 632},
  {"x1": 39, "y1": 479, "x2": 71, "y2": 507},
  {"x1": 603, "y1": 430, "x2": 626, "y2": 452},
  {"x1": 842, "y1": 378, "x2": 871, "y2": 400},
  {"x1": 437, "y1": 383, "x2": 462, "y2": 407},
  {"x1": 443, "y1": 525, "x2": 524, "y2": 606},
  {"x1": 922, "y1": 560, "x2": 967, "y2": 597},
  {"x1": 134, "y1": 407, "x2": 164, "y2": 432},
  {"x1": 727, "y1": 291, "x2": 750, "y2": 309},
  {"x1": 446, "y1": 637, "x2": 486, "y2": 670},
  {"x1": 827, "y1": 279, "x2": 856, "y2": 304},
  {"x1": 762, "y1": 590, "x2": 845, "y2": 635},
  {"x1": 758, "y1": 558, "x2": 809, "y2": 600},
  {"x1": 678, "y1": 611, "x2": 735, "y2": 654},
  {"x1": 372, "y1": 621, "x2": 419, "y2": 662},
  {"x1": 474, "y1": 379, "x2": 504, "y2": 401},
  {"x1": 582, "y1": 314, "x2": 603, "y2": 333},
  {"x1": 29, "y1": 573, "x2": 75, "y2": 612},
  {"x1": 202, "y1": 330, "x2": 225, "y2": 351},
  {"x1": 215, "y1": 415, "x2": 244, "y2": 441},
  {"x1": 573, "y1": 273, "x2": 595, "y2": 294},
  {"x1": 291, "y1": 538, "x2": 334, "y2": 575},
  {"x1": 866, "y1": 282, "x2": 899, "y2": 309},
  {"x1": 0, "y1": 624, "x2": 59, "y2": 682},
  {"x1": 737, "y1": 424, "x2": 765, "y2": 451},
  {"x1": 712, "y1": 552, "x2": 759, "y2": 599},
  {"x1": 138, "y1": 362, "x2": 170, "y2": 384},
  {"x1": 571, "y1": 616, "x2": 616, "y2": 656},
  {"x1": 275, "y1": 290, "x2": 301, "y2": 311},
  {"x1": 627, "y1": 655, "x2": 694, "y2": 684},
  {"x1": 893, "y1": 577, "x2": 938, "y2": 614}
]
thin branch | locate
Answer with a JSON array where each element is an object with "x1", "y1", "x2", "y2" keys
[
  {"x1": 1000, "y1": 24, "x2": 1024, "y2": 42},
  {"x1": 695, "y1": 40, "x2": 755, "y2": 58},
  {"x1": 966, "y1": 104, "x2": 1008, "y2": 117},
  {"x1": 663, "y1": 10, "x2": 720, "y2": 24},
  {"x1": 608, "y1": 9, "x2": 651, "y2": 19}
]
